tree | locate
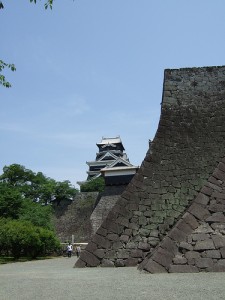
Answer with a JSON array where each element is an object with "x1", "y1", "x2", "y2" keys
[
  {"x1": 80, "y1": 177, "x2": 105, "y2": 193},
  {"x1": 0, "y1": 164, "x2": 78, "y2": 205},
  {"x1": 0, "y1": 183, "x2": 23, "y2": 219},
  {"x1": 0, "y1": 219, "x2": 60, "y2": 258}
]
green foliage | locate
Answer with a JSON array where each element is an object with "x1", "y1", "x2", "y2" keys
[
  {"x1": 0, "y1": 219, "x2": 60, "y2": 259},
  {"x1": 19, "y1": 199, "x2": 54, "y2": 230},
  {"x1": 0, "y1": 60, "x2": 16, "y2": 88},
  {"x1": 0, "y1": 163, "x2": 78, "y2": 258},
  {"x1": 80, "y1": 177, "x2": 105, "y2": 193},
  {"x1": 0, "y1": 183, "x2": 23, "y2": 219},
  {"x1": 0, "y1": 164, "x2": 78, "y2": 205},
  {"x1": 29, "y1": 0, "x2": 54, "y2": 10}
]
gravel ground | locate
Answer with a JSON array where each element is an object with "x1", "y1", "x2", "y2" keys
[{"x1": 0, "y1": 257, "x2": 225, "y2": 300}]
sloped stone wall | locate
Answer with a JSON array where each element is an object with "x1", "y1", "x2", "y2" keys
[
  {"x1": 54, "y1": 192, "x2": 98, "y2": 242},
  {"x1": 90, "y1": 186, "x2": 126, "y2": 235},
  {"x1": 75, "y1": 65, "x2": 225, "y2": 268},
  {"x1": 139, "y1": 158, "x2": 225, "y2": 273}
]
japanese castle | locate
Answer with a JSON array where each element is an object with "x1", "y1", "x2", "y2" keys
[{"x1": 79, "y1": 136, "x2": 138, "y2": 186}]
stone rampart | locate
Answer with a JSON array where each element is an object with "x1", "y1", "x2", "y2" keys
[{"x1": 75, "y1": 66, "x2": 225, "y2": 269}]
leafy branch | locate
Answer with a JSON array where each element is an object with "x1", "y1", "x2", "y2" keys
[{"x1": 0, "y1": 60, "x2": 16, "y2": 88}]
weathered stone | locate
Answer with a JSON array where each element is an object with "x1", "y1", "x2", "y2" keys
[
  {"x1": 93, "y1": 249, "x2": 105, "y2": 259},
  {"x1": 138, "y1": 242, "x2": 151, "y2": 251},
  {"x1": 206, "y1": 212, "x2": 225, "y2": 223},
  {"x1": 74, "y1": 258, "x2": 86, "y2": 268},
  {"x1": 196, "y1": 258, "x2": 213, "y2": 268},
  {"x1": 143, "y1": 259, "x2": 167, "y2": 273},
  {"x1": 195, "y1": 223, "x2": 213, "y2": 234},
  {"x1": 160, "y1": 237, "x2": 178, "y2": 255},
  {"x1": 168, "y1": 227, "x2": 187, "y2": 242},
  {"x1": 188, "y1": 203, "x2": 210, "y2": 221},
  {"x1": 96, "y1": 227, "x2": 108, "y2": 237},
  {"x1": 192, "y1": 233, "x2": 209, "y2": 241},
  {"x1": 101, "y1": 259, "x2": 115, "y2": 267},
  {"x1": 212, "y1": 191, "x2": 225, "y2": 200},
  {"x1": 185, "y1": 251, "x2": 201, "y2": 260},
  {"x1": 125, "y1": 258, "x2": 139, "y2": 266},
  {"x1": 200, "y1": 186, "x2": 213, "y2": 196},
  {"x1": 149, "y1": 229, "x2": 159, "y2": 237},
  {"x1": 117, "y1": 249, "x2": 130, "y2": 259},
  {"x1": 105, "y1": 250, "x2": 117, "y2": 259},
  {"x1": 148, "y1": 237, "x2": 159, "y2": 246},
  {"x1": 116, "y1": 216, "x2": 129, "y2": 227},
  {"x1": 195, "y1": 193, "x2": 210, "y2": 205},
  {"x1": 203, "y1": 250, "x2": 221, "y2": 259},
  {"x1": 115, "y1": 259, "x2": 125, "y2": 267},
  {"x1": 130, "y1": 249, "x2": 143, "y2": 258},
  {"x1": 208, "y1": 203, "x2": 225, "y2": 213},
  {"x1": 112, "y1": 241, "x2": 123, "y2": 250},
  {"x1": 194, "y1": 239, "x2": 215, "y2": 251},
  {"x1": 179, "y1": 241, "x2": 193, "y2": 251},
  {"x1": 85, "y1": 241, "x2": 98, "y2": 253},
  {"x1": 107, "y1": 233, "x2": 119, "y2": 241},
  {"x1": 120, "y1": 234, "x2": 129, "y2": 243},
  {"x1": 213, "y1": 168, "x2": 225, "y2": 182},
  {"x1": 173, "y1": 255, "x2": 187, "y2": 265},
  {"x1": 92, "y1": 234, "x2": 111, "y2": 249},
  {"x1": 182, "y1": 212, "x2": 199, "y2": 229},
  {"x1": 207, "y1": 264, "x2": 225, "y2": 272},
  {"x1": 152, "y1": 247, "x2": 174, "y2": 268},
  {"x1": 128, "y1": 223, "x2": 139, "y2": 230},
  {"x1": 212, "y1": 235, "x2": 225, "y2": 248},
  {"x1": 177, "y1": 220, "x2": 193, "y2": 235},
  {"x1": 139, "y1": 228, "x2": 150, "y2": 237},
  {"x1": 79, "y1": 250, "x2": 100, "y2": 267},
  {"x1": 220, "y1": 247, "x2": 225, "y2": 258},
  {"x1": 169, "y1": 265, "x2": 199, "y2": 273}
]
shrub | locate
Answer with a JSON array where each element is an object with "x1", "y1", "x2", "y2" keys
[{"x1": 0, "y1": 219, "x2": 60, "y2": 259}]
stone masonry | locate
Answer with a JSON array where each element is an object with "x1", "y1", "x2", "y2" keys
[
  {"x1": 139, "y1": 158, "x2": 225, "y2": 273},
  {"x1": 75, "y1": 66, "x2": 225, "y2": 271}
]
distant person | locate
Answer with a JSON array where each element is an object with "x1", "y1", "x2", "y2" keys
[
  {"x1": 75, "y1": 245, "x2": 81, "y2": 257},
  {"x1": 67, "y1": 243, "x2": 73, "y2": 258}
]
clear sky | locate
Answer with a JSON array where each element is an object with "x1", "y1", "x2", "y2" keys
[{"x1": 1, "y1": 1, "x2": 225, "y2": 187}]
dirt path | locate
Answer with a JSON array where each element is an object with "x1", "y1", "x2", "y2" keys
[{"x1": 0, "y1": 257, "x2": 225, "y2": 300}]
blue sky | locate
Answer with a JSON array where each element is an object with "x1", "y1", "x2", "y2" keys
[{"x1": 1, "y1": 1, "x2": 225, "y2": 187}]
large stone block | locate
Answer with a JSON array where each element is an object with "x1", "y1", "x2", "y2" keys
[
  {"x1": 206, "y1": 212, "x2": 225, "y2": 223},
  {"x1": 79, "y1": 250, "x2": 100, "y2": 267},
  {"x1": 143, "y1": 259, "x2": 167, "y2": 273},
  {"x1": 125, "y1": 258, "x2": 139, "y2": 266},
  {"x1": 203, "y1": 250, "x2": 221, "y2": 259},
  {"x1": 168, "y1": 227, "x2": 187, "y2": 242},
  {"x1": 152, "y1": 247, "x2": 174, "y2": 268},
  {"x1": 138, "y1": 242, "x2": 151, "y2": 251},
  {"x1": 169, "y1": 265, "x2": 199, "y2": 273},
  {"x1": 160, "y1": 236, "x2": 178, "y2": 255},
  {"x1": 173, "y1": 255, "x2": 187, "y2": 265},
  {"x1": 196, "y1": 258, "x2": 213, "y2": 268},
  {"x1": 213, "y1": 168, "x2": 225, "y2": 181},
  {"x1": 182, "y1": 212, "x2": 199, "y2": 229},
  {"x1": 92, "y1": 234, "x2": 111, "y2": 249},
  {"x1": 117, "y1": 249, "x2": 130, "y2": 259},
  {"x1": 195, "y1": 193, "x2": 210, "y2": 205},
  {"x1": 188, "y1": 203, "x2": 210, "y2": 221},
  {"x1": 212, "y1": 235, "x2": 225, "y2": 248},
  {"x1": 194, "y1": 239, "x2": 215, "y2": 250},
  {"x1": 130, "y1": 249, "x2": 143, "y2": 258},
  {"x1": 177, "y1": 220, "x2": 193, "y2": 235},
  {"x1": 101, "y1": 259, "x2": 115, "y2": 267}
]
